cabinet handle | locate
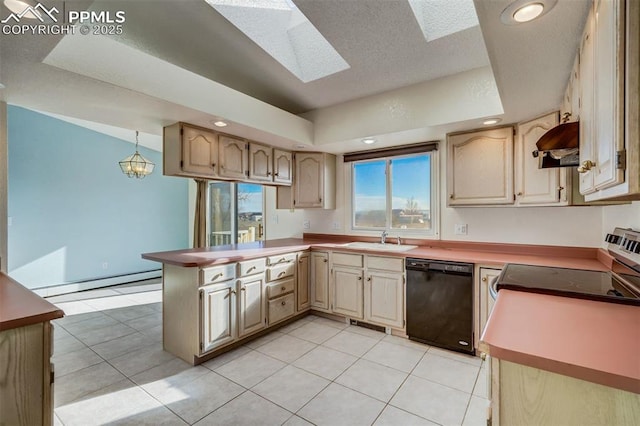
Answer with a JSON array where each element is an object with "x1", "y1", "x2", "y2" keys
[
  {"x1": 211, "y1": 163, "x2": 216, "y2": 168},
  {"x1": 299, "y1": 259, "x2": 303, "y2": 263},
  {"x1": 358, "y1": 276, "x2": 362, "y2": 281},
  {"x1": 557, "y1": 186, "x2": 565, "y2": 191},
  {"x1": 449, "y1": 194, "x2": 454, "y2": 199},
  {"x1": 367, "y1": 277, "x2": 371, "y2": 281},
  {"x1": 281, "y1": 286, "x2": 286, "y2": 291},
  {"x1": 577, "y1": 160, "x2": 596, "y2": 173},
  {"x1": 278, "y1": 271, "x2": 286, "y2": 277},
  {"x1": 319, "y1": 197, "x2": 322, "y2": 203},
  {"x1": 231, "y1": 289, "x2": 236, "y2": 295},
  {"x1": 323, "y1": 259, "x2": 328, "y2": 263},
  {"x1": 267, "y1": 171, "x2": 271, "y2": 176},
  {"x1": 274, "y1": 172, "x2": 279, "y2": 177},
  {"x1": 517, "y1": 192, "x2": 523, "y2": 196},
  {"x1": 247, "y1": 266, "x2": 255, "y2": 273},
  {"x1": 281, "y1": 300, "x2": 286, "y2": 306},
  {"x1": 482, "y1": 277, "x2": 487, "y2": 282},
  {"x1": 241, "y1": 287, "x2": 246, "y2": 291},
  {"x1": 211, "y1": 273, "x2": 223, "y2": 281}
]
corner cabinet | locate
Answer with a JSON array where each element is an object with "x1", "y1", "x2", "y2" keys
[
  {"x1": 447, "y1": 127, "x2": 515, "y2": 206},
  {"x1": 515, "y1": 112, "x2": 567, "y2": 206},
  {"x1": 164, "y1": 122, "x2": 218, "y2": 178},
  {"x1": 293, "y1": 152, "x2": 336, "y2": 209},
  {"x1": 578, "y1": 0, "x2": 640, "y2": 201}
]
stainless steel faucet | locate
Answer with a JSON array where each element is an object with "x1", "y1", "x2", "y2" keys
[
  {"x1": 381, "y1": 230, "x2": 388, "y2": 244},
  {"x1": 397, "y1": 236, "x2": 402, "y2": 245}
]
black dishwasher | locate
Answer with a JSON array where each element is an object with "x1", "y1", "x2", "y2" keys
[{"x1": 405, "y1": 258, "x2": 474, "y2": 355}]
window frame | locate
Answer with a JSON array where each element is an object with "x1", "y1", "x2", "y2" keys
[{"x1": 348, "y1": 151, "x2": 439, "y2": 238}]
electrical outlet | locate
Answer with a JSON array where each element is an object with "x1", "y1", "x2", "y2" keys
[
  {"x1": 102, "y1": 262, "x2": 108, "y2": 269},
  {"x1": 273, "y1": 214, "x2": 279, "y2": 224},
  {"x1": 303, "y1": 220, "x2": 310, "y2": 229},
  {"x1": 454, "y1": 224, "x2": 468, "y2": 235},
  {"x1": 332, "y1": 222, "x2": 341, "y2": 230}
]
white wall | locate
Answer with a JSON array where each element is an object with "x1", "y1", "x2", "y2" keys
[
  {"x1": 264, "y1": 186, "x2": 306, "y2": 239},
  {"x1": 303, "y1": 148, "x2": 605, "y2": 248}
]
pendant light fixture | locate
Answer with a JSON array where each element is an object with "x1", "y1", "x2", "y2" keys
[{"x1": 119, "y1": 131, "x2": 155, "y2": 179}]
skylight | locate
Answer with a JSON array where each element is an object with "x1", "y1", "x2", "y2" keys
[
  {"x1": 205, "y1": 0, "x2": 350, "y2": 83},
  {"x1": 408, "y1": 0, "x2": 479, "y2": 42}
]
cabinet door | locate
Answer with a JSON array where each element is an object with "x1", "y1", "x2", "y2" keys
[
  {"x1": 447, "y1": 127, "x2": 514, "y2": 205},
  {"x1": 249, "y1": 143, "x2": 273, "y2": 182},
  {"x1": 297, "y1": 253, "x2": 311, "y2": 312},
  {"x1": 579, "y1": 10, "x2": 596, "y2": 195},
  {"x1": 219, "y1": 135, "x2": 248, "y2": 179},
  {"x1": 200, "y1": 281, "x2": 236, "y2": 353},
  {"x1": 515, "y1": 112, "x2": 564, "y2": 205},
  {"x1": 238, "y1": 275, "x2": 266, "y2": 338},
  {"x1": 310, "y1": 251, "x2": 330, "y2": 311},
  {"x1": 182, "y1": 124, "x2": 218, "y2": 176},
  {"x1": 273, "y1": 149, "x2": 293, "y2": 185},
  {"x1": 294, "y1": 153, "x2": 323, "y2": 208},
  {"x1": 365, "y1": 270, "x2": 404, "y2": 328},
  {"x1": 592, "y1": 0, "x2": 625, "y2": 191},
  {"x1": 332, "y1": 266, "x2": 363, "y2": 319},
  {"x1": 478, "y1": 267, "x2": 502, "y2": 348}
]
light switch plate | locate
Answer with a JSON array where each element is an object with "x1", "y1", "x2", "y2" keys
[
  {"x1": 454, "y1": 224, "x2": 468, "y2": 235},
  {"x1": 303, "y1": 220, "x2": 310, "y2": 229}
]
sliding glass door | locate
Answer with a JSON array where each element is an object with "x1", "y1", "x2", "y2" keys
[{"x1": 208, "y1": 182, "x2": 264, "y2": 246}]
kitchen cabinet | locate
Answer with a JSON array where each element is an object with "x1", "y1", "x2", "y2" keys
[
  {"x1": 200, "y1": 281, "x2": 236, "y2": 353},
  {"x1": 331, "y1": 252, "x2": 364, "y2": 319},
  {"x1": 297, "y1": 252, "x2": 311, "y2": 312},
  {"x1": 237, "y1": 274, "x2": 266, "y2": 337},
  {"x1": 266, "y1": 252, "x2": 297, "y2": 325},
  {"x1": 249, "y1": 142, "x2": 272, "y2": 183},
  {"x1": 491, "y1": 359, "x2": 640, "y2": 426},
  {"x1": 219, "y1": 135, "x2": 249, "y2": 180},
  {"x1": 364, "y1": 255, "x2": 404, "y2": 329},
  {"x1": 447, "y1": 127, "x2": 514, "y2": 206},
  {"x1": 310, "y1": 251, "x2": 330, "y2": 312},
  {"x1": 515, "y1": 112, "x2": 567, "y2": 206},
  {"x1": 293, "y1": 152, "x2": 336, "y2": 209},
  {"x1": 163, "y1": 122, "x2": 218, "y2": 178},
  {"x1": 273, "y1": 149, "x2": 293, "y2": 185},
  {"x1": 578, "y1": 0, "x2": 640, "y2": 201},
  {"x1": 476, "y1": 266, "x2": 502, "y2": 351}
]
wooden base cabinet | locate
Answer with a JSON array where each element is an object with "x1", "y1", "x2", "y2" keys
[
  {"x1": 492, "y1": 359, "x2": 640, "y2": 426},
  {"x1": 237, "y1": 275, "x2": 266, "y2": 337},
  {"x1": 297, "y1": 252, "x2": 310, "y2": 312},
  {"x1": 332, "y1": 266, "x2": 364, "y2": 319},
  {"x1": 200, "y1": 281, "x2": 237, "y2": 353},
  {"x1": 364, "y1": 256, "x2": 405, "y2": 329},
  {"x1": 310, "y1": 251, "x2": 330, "y2": 312}
]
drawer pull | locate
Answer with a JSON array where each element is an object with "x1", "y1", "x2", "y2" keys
[
  {"x1": 281, "y1": 286, "x2": 286, "y2": 291},
  {"x1": 281, "y1": 300, "x2": 286, "y2": 306},
  {"x1": 323, "y1": 259, "x2": 328, "y2": 263},
  {"x1": 358, "y1": 276, "x2": 362, "y2": 281},
  {"x1": 241, "y1": 287, "x2": 246, "y2": 291},
  {"x1": 247, "y1": 266, "x2": 256, "y2": 273},
  {"x1": 482, "y1": 277, "x2": 487, "y2": 282},
  {"x1": 211, "y1": 273, "x2": 223, "y2": 281},
  {"x1": 278, "y1": 271, "x2": 286, "y2": 277}
]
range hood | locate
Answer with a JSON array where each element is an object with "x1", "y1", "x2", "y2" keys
[{"x1": 532, "y1": 121, "x2": 579, "y2": 168}]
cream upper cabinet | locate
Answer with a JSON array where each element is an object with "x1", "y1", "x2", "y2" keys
[
  {"x1": 163, "y1": 123, "x2": 218, "y2": 178},
  {"x1": 237, "y1": 275, "x2": 266, "y2": 338},
  {"x1": 515, "y1": 112, "x2": 567, "y2": 206},
  {"x1": 200, "y1": 281, "x2": 236, "y2": 354},
  {"x1": 219, "y1": 135, "x2": 249, "y2": 180},
  {"x1": 310, "y1": 251, "x2": 330, "y2": 311},
  {"x1": 447, "y1": 127, "x2": 514, "y2": 206},
  {"x1": 297, "y1": 252, "x2": 311, "y2": 312},
  {"x1": 332, "y1": 266, "x2": 364, "y2": 319},
  {"x1": 579, "y1": 0, "x2": 639, "y2": 201},
  {"x1": 273, "y1": 149, "x2": 293, "y2": 185},
  {"x1": 294, "y1": 152, "x2": 336, "y2": 209},
  {"x1": 249, "y1": 142, "x2": 273, "y2": 183}
]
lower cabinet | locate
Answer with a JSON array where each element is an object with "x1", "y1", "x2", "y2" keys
[
  {"x1": 310, "y1": 251, "x2": 330, "y2": 311},
  {"x1": 332, "y1": 266, "x2": 364, "y2": 318},
  {"x1": 200, "y1": 280, "x2": 237, "y2": 353},
  {"x1": 266, "y1": 253, "x2": 298, "y2": 325},
  {"x1": 365, "y1": 270, "x2": 404, "y2": 329},
  {"x1": 237, "y1": 275, "x2": 266, "y2": 337},
  {"x1": 297, "y1": 252, "x2": 311, "y2": 312}
]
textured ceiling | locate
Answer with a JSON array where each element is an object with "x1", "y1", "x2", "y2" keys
[{"x1": 0, "y1": 0, "x2": 591, "y2": 153}]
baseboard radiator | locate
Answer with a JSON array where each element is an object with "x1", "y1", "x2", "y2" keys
[{"x1": 32, "y1": 269, "x2": 162, "y2": 297}]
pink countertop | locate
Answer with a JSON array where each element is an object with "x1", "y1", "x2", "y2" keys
[
  {"x1": 481, "y1": 290, "x2": 640, "y2": 394},
  {"x1": 142, "y1": 237, "x2": 610, "y2": 271}
]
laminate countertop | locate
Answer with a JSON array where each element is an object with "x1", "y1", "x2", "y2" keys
[
  {"x1": 0, "y1": 272, "x2": 64, "y2": 331},
  {"x1": 142, "y1": 237, "x2": 610, "y2": 271},
  {"x1": 481, "y1": 289, "x2": 640, "y2": 394}
]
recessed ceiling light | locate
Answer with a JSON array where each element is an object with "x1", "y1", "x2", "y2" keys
[
  {"x1": 362, "y1": 138, "x2": 376, "y2": 145},
  {"x1": 212, "y1": 120, "x2": 228, "y2": 127},
  {"x1": 483, "y1": 118, "x2": 502, "y2": 125},
  {"x1": 500, "y1": 0, "x2": 557, "y2": 25}
]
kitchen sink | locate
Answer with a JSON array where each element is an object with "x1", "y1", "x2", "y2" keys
[{"x1": 340, "y1": 242, "x2": 418, "y2": 252}]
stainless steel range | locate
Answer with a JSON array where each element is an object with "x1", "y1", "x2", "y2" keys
[{"x1": 493, "y1": 227, "x2": 640, "y2": 306}]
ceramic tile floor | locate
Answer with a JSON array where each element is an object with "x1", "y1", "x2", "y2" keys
[{"x1": 49, "y1": 280, "x2": 489, "y2": 426}]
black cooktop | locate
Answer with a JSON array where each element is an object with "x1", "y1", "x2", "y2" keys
[{"x1": 495, "y1": 263, "x2": 640, "y2": 306}]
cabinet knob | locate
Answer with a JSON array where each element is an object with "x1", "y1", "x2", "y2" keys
[
  {"x1": 267, "y1": 171, "x2": 271, "y2": 176},
  {"x1": 241, "y1": 287, "x2": 246, "y2": 291},
  {"x1": 449, "y1": 194, "x2": 454, "y2": 199},
  {"x1": 557, "y1": 186, "x2": 564, "y2": 191},
  {"x1": 517, "y1": 192, "x2": 523, "y2": 196},
  {"x1": 323, "y1": 259, "x2": 328, "y2": 263},
  {"x1": 211, "y1": 163, "x2": 216, "y2": 168},
  {"x1": 577, "y1": 160, "x2": 596, "y2": 173},
  {"x1": 274, "y1": 172, "x2": 279, "y2": 177},
  {"x1": 480, "y1": 352, "x2": 487, "y2": 361},
  {"x1": 281, "y1": 286, "x2": 286, "y2": 291},
  {"x1": 358, "y1": 276, "x2": 362, "y2": 281},
  {"x1": 367, "y1": 277, "x2": 371, "y2": 282},
  {"x1": 482, "y1": 277, "x2": 487, "y2": 282},
  {"x1": 281, "y1": 300, "x2": 286, "y2": 306},
  {"x1": 278, "y1": 271, "x2": 286, "y2": 277}
]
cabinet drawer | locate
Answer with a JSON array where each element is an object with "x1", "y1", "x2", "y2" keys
[
  {"x1": 267, "y1": 253, "x2": 297, "y2": 266},
  {"x1": 268, "y1": 293, "x2": 295, "y2": 325},
  {"x1": 238, "y1": 258, "x2": 266, "y2": 277},
  {"x1": 267, "y1": 263, "x2": 295, "y2": 281},
  {"x1": 366, "y1": 256, "x2": 404, "y2": 272},
  {"x1": 266, "y1": 277, "x2": 295, "y2": 299},
  {"x1": 332, "y1": 252, "x2": 363, "y2": 268},
  {"x1": 200, "y1": 264, "x2": 235, "y2": 285}
]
